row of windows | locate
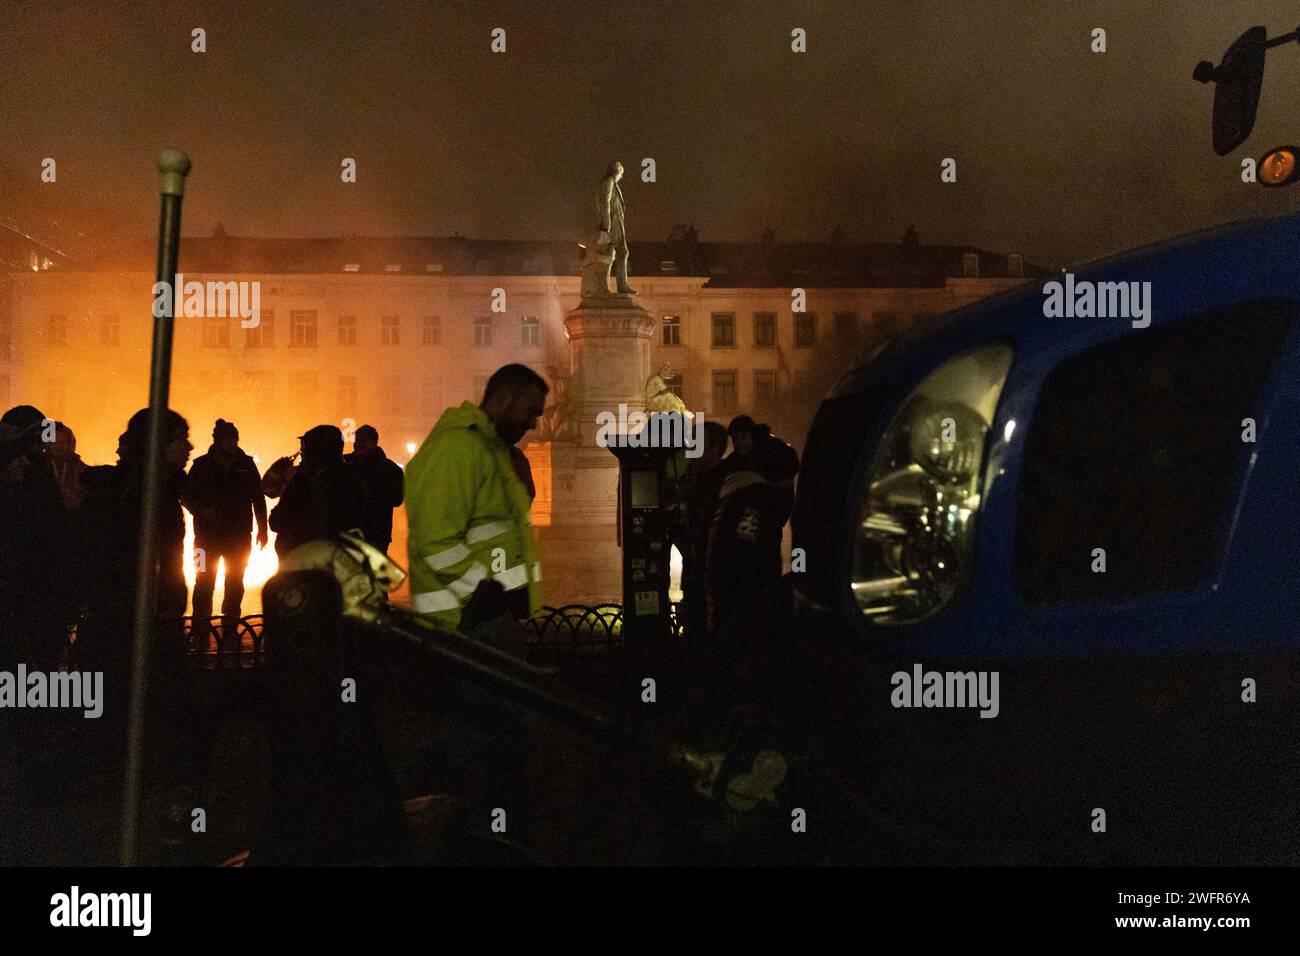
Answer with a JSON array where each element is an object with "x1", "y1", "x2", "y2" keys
[
  {"x1": 39, "y1": 313, "x2": 542, "y2": 349},
  {"x1": 35, "y1": 367, "x2": 781, "y2": 423},
  {"x1": 664, "y1": 311, "x2": 941, "y2": 348},
  {"x1": 40, "y1": 309, "x2": 943, "y2": 351},
  {"x1": 652, "y1": 369, "x2": 780, "y2": 417}
]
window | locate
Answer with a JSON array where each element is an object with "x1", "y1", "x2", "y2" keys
[
  {"x1": 1016, "y1": 301, "x2": 1293, "y2": 602},
  {"x1": 381, "y1": 315, "x2": 400, "y2": 346},
  {"x1": 663, "y1": 315, "x2": 681, "y2": 347},
  {"x1": 99, "y1": 314, "x2": 120, "y2": 346},
  {"x1": 711, "y1": 312, "x2": 735, "y2": 348},
  {"x1": 833, "y1": 311, "x2": 858, "y2": 334},
  {"x1": 660, "y1": 260, "x2": 678, "y2": 273},
  {"x1": 422, "y1": 315, "x2": 441, "y2": 346},
  {"x1": 342, "y1": 263, "x2": 361, "y2": 272},
  {"x1": 338, "y1": 314, "x2": 357, "y2": 346},
  {"x1": 474, "y1": 316, "x2": 493, "y2": 347},
  {"x1": 423, "y1": 375, "x2": 442, "y2": 413},
  {"x1": 712, "y1": 370, "x2": 738, "y2": 415},
  {"x1": 753, "y1": 313, "x2": 776, "y2": 348},
  {"x1": 245, "y1": 310, "x2": 275, "y2": 348},
  {"x1": 794, "y1": 313, "x2": 817, "y2": 348},
  {"x1": 46, "y1": 378, "x2": 66, "y2": 419},
  {"x1": 1008, "y1": 253, "x2": 1024, "y2": 277},
  {"x1": 664, "y1": 373, "x2": 685, "y2": 404},
  {"x1": 521, "y1": 315, "x2": 540, "y2": 347},
  {"x1": 202, "y1": 314, "x2": 230, "y2": 348},
  {"x1": 47, "y1": 314, "x2": 67, "y2": 346},
  {"x1": 384, "y1": 264, "x2": 401, "y2": 273},
  {"x1": 381, "y1": 376, "x2": 402, "y2": 416},
  {"x1": 963, "y1": 253, "x2": 980, "y2": 278},
  {"x1": 754, "y1": 369, "x2": 777, "y2": 404},
  {"x1": 289, "y1": 310, "x2": 318, "y2": 348},
  {"x1": 337, "y1": 376, "x2": 358, "y2": 418}
]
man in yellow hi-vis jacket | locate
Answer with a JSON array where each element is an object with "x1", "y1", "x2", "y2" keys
[{"x1": 405, "y1": 364, "x2": 548, "y2": 630}]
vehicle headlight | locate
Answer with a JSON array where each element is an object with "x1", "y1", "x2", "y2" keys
[{"x1": 852, "y1": 344, "x2": 1012, "y2": 624}]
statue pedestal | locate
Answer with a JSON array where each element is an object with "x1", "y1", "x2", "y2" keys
[{"x1": 532, "y1": 295, "x2": 655, "y2": 606}]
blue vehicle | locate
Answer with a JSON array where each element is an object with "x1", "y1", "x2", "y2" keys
[{"x1": 790, "y1": 212, "x2": 1300, "y2": 863}]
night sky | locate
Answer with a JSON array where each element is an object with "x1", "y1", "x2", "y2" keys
[{"x1": 5, "y1": 0, "x2": 1300, "y2": 267}]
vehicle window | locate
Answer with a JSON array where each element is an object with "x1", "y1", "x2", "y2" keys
[{"x1": 1015, "y1": 302, "x2": 1293, "y2": 602}]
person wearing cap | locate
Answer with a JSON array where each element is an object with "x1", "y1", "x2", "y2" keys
[
  {"x1": 268, "y1": 424, "x2": 366, "y2": 557},
  {"x1": 405, "y1": 364, "x2": 547, "y2": 630},
  {"x1": 344, "y1": 424, "x2": 405, "y2": 555},
  {"x1": 181, "y1": 419, "x2": 268, "y2": 643}
]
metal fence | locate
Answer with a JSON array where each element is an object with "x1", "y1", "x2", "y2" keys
[{"x1": 166, "y1": 601, "x2": 683, "y2": 670}]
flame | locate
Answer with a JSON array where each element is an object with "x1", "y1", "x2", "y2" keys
[{"x1": 182, "y1": 512, "x2": 279, "y2": 615}]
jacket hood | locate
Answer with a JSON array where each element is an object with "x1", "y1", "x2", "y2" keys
[{"x1": 429, "y1": 402, "x2": 502, "y2": 447}]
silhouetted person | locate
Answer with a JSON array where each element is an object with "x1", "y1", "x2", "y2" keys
[
  {"x1": 676, "y1": 421, "x2": 729, "y2": 639},
  {"x1": 183, "y1": 419, "x2": 267, "y2": 647},
  {"x1": 344, "y1": 424, "x2": 404, "y2": 554},
  {"x1": 705, "y1": 469, "x2": 787, "y2": 634},
  {"x1": 76, "y1": 409, "x2": 209, "y2": 848},
  {"x1": 722, "y1": 415, "x2": 758, "y2": 473},
  {"x1": 269, "y1": 425, "x2": 365, "y2": 557},
  {"x1": 687, "y1": 468, "x2": 792, "y2": 733},
  {"x1": 751, "y1": 422, "x2": 800, "y2": 524},
  {"x1": 77, "y1": 408, "x2": 193, "y2": 664},
  {"x1": 47, "y1": 421, "x2": 87, "y2": 511},
  {"x1": 0, "y1": 405, "x2": 73, "y2": 670}
]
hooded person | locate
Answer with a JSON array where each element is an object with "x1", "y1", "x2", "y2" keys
[
  {"x1": 268, "y1": 424, "x2": 366, "y2": 557},
  {"x1": 182, "y1": 419, "x2": 268, "y2": 640}
]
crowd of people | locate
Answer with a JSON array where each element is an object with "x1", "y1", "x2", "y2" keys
[{"x1": 1, "y1": 361, "x2": 801, "y2": 854}]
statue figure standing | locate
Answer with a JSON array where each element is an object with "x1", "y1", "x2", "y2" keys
[{"x1": 580, "y1": 160, "x2": 636, "y2": 298}]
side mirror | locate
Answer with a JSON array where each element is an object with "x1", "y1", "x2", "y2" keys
[{"x1": 1195, "y1": 26, "x2": 1267, "y2": 156}]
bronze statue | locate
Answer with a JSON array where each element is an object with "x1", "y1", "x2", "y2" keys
[{"x1": 580, "y1": 161, "x2": 636, "y2": 298}]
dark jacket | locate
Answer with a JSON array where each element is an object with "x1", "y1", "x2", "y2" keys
[
  {"x1": 77, "y1": 462, "x2": 189, "y2": 625},
  {"x1": 269, "y1": 459, "x2": 366, "y2": 556},
  {"x1": 183, "y1": 445, "x2": 266, "y2": 543},
  {"x1": 1, "y1": 448, "x2": 73, "y2": 636},
  {"x1": 705, "y1": 472, "x2": 787, "y2": 634},
  {"x1": 344, "y1": 447, "x2": 405, "y2": 550}
]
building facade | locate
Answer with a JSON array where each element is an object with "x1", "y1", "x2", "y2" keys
[{"x1": 3, "y1": 227, "x2": 1041, "y2": 468}]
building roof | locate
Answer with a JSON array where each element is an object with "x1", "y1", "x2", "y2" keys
[{"x1": 67, "y1": 227, "x2": 1048, "y2": 288}]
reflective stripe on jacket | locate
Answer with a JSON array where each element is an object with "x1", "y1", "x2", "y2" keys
[{"x1": 404, "y1": 402, "x2": 542, "y2": 629}]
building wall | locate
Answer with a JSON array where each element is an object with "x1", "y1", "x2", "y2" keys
[{"x1": 7, "y1": 270, "x2": 1025, "y2": 467}]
